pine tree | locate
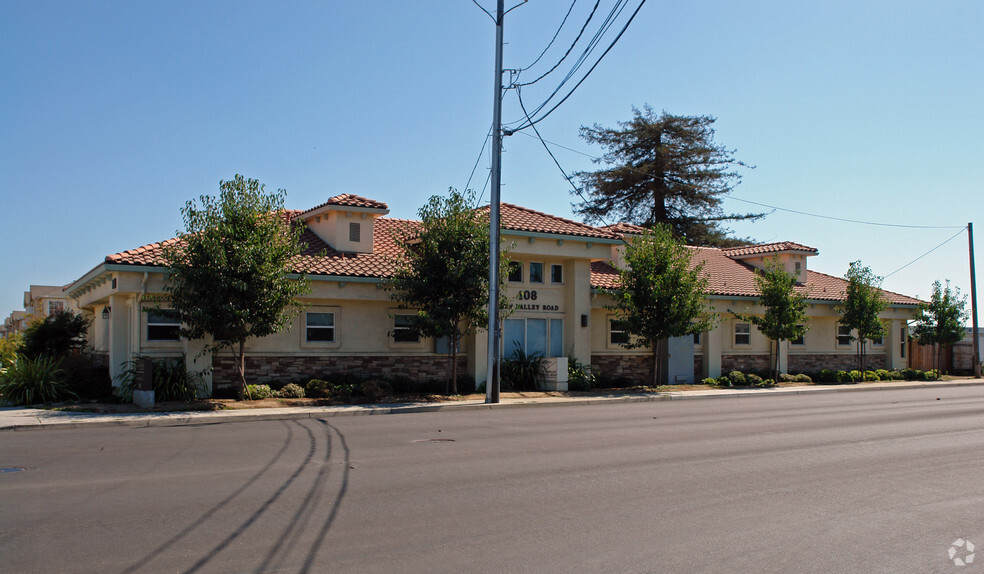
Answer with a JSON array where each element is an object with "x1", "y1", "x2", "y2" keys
[{"x1": 574, "y1": 106, "x2": 762, "y2": 246}]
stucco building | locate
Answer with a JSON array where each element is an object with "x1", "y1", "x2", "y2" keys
[{"x1": 65, "y1": 194, "x2": 921, "y2": 392}]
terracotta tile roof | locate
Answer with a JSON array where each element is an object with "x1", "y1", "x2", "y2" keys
[
  {"x1": 487, "y1": 203, "x2": 620, "y2": 240},
  {"x1": 722, "y1": 241, "x2": 818, "y2": 257},
  {"x1": 591, "y1": 247, "x2": 921, "y2": 306},
  {"x1": 303, "y1": 194, "x2": 388, "y2": 213},
  {"x1": 599, "y1": 222, "x2": 649, "y2": 236}
]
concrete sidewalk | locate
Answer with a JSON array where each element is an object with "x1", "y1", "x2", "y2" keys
[{"x1": 2, "y1": 378, "x2": 982, "y2": 432}]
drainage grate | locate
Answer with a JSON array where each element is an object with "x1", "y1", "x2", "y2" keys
[{"x1": 0, "y1": 467, "x2": 25, "y2": 474}]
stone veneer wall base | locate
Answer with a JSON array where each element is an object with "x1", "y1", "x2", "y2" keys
[{"x1": 213, "y1": 354, "x2": 468, "y2": 388}]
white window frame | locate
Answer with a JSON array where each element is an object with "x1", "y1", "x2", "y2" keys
[
  {"x1": 836, "y1": 325, "x2": 854, "y2": 347},
  {"x1": 550, "y1": 263, "x2": 564, "y2": 285},
  {"x1": 391, "y1": 313, "x2": 425, "y2": 348},
  {"x1": 145, "y1": 309, "x2": 181, "y2": 343},
  {"x1": 507, "y1": 260, "x2": 523, "y2": 283},
  {"x1": 869, "y1": 334, "x2": 884, "y2": 346},
  {"x1": 300, "y1": 307, "x2": 341, "y2": 349},
  {"x1": 305, "y1": 312, "x2": 336, "y2": 343},
  {"x1": 504, "y1": 317, "x2": 564, "y2": 358},
  {"x1": 734, "y1": 322, "x2": 751, "y2": 346},
  {"x1": 48, "y1": 300, "x2": 64, "y2": 315},
  {"x1": 609, "y1": 318, "x2": 630, "y2": 348}
]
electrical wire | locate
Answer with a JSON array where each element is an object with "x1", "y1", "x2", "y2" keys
[
  {"x1": 464, "y1": 124, "x2": 494, "y2": 193},
  {"x1": 515, "y1": 0, "x2": 600, "y2": 84},
  {"x1": 510, "y1": 0, "x2": 647, "y2": 132},
  {"x1": 471, "y1": 0, "x2": 495, "y2": 22},
  {"x1": 883, "y1": 227, "x2": 967, "y2": 279},
  {"x1": 518, "y1": 0, "x2": 579, "y2": 72},
  {"x1": 514, "y1": 129, "x2": 965, "y2": 231}
]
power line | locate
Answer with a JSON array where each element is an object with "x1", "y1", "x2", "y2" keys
[
  {"x1": 510, "y1": 0, "x2": 647, "y2": 132},
  {"x1": 464, "y1": 124, "x2": 493, "y2": 193},
  {"x1": 471, "y1": 0, "x2": 495, "y2": 22},
  {"x1": 515, "y1": 0, "x2": 600, "y2": 84},
  {"x1": 884, "y1": 227, "x2": 967, "y2": 279},
  {"x1": 514, "y1": 129, "x2": 965, "y2": 231},
  {"x1": 516, "y1": 87, "x2": 610, "y2": 227},
  {"x1": 518, "y1": 0, "x2": 579, "y2": 72}
]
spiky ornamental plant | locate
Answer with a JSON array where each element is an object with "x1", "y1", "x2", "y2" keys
[
  {"x1": 911, "y1": 280, "x2": 968, "y2": 373},
  {"x1": 837, "y1": 261, "x2": 888, "y2": 373},
  {"x1": 607, "y1": 224, "x2": 716, "y2": 386},
  {"x1": 733, "y1": 257, "x2": 808, "y2": 382},
  {"x1": 162, "y1": 175, "x2": 309, "y2": 400},
  {"x1": 390, "y1": 188, "x2": 509, "y2": 394},
  {"x1": 574, "y1": 106, "x2": 762, "y2": 247}
]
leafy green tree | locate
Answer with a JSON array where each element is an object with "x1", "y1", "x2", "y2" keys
[
  {"x1": 0, "y1": 332, "x2": 22, "y2": 369},
  {"x1": 162, "y1": 175, "x2": 309, "y2": 399},
  {"x1": 911, "y1": 280, "x2": 968, "y2": 373},
  {"x1": 607, "y1": 224, "x2": 716, "y2": 386},
  {"x1": 390, "y1": 189, "x2": 506, "y2": 394},
  {"x1": 837, "y1": 261, "x2": 888, "y2": 372},
  {"x1": 733, "y1": 258, "x2": 808, "y2": 382},
  {"x1": 21, "y1": 310, "x2": 91, "y2": 359},
  {"x1": 573, "y1": 106, "x2": 762, "y2": 247}
]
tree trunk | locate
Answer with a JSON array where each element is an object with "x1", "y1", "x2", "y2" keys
[
  {"x1": 449, "y1": 333, "x2": 459, "y2": 395},
  {"x1": 651, "y1": 341, "x2": 661, "y2": 388},
  {"x1": 236, "y1": 339, "x2": 246, "y2": 401},
  {"x1": 773, "y1": 339, "x2": 781, "y2": 383}
]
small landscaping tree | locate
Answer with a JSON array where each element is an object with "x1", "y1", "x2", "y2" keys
[
  {"x1": 733, "y1": 257, "x2": 808, "y2": 382},
  {"x1": 390, "y1": 188, "x2": 505, "y2": 394},
  {"x1": 911, "y1": 279, "x2": 967, "y2": 373},
  {"x1": 607, "y1": 224, "x2": 716, "y2": 386},
  {"x1": 162, "y1": 175, "x2": 310, "y2": 400},
  {"x1": 837, "y1": 261, "x2": 887, "y2": 372}
]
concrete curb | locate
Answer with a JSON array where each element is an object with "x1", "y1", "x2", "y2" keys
[{"x1": 2, "y1": 379, "x2": 982, "y2": 432}]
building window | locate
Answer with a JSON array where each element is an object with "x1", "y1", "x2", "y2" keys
[
  {"x1": 869, "y1": 335, "x2": 884, "y2": 346},
  {"x1": 48, "y1": 301, "x2": 64, "y2": 315},
  {"x1": 305, "y1": 312, "x2": 335, "y2": 342},
  {"x1": 734, "y1": 322, "x2": 751, "y2": 346},
  {"x1": 529, "y1": 262, "x2": 544, "y2": 284},
  {"x1": 693, "y1": 332, "x2": 701, "y2": 345},
  {"x1": 795, "y1": 261, "x2": 802, "y2": 276},
  {"x1": 610, "y1": 319, "x2": 630, "y2": 346},
  {"x1": 791, "y1": 332, "x2": 805, "y2": 346},
  {"x1": 505, "y1": 317, "x2": 563, "y2": 358},
  {"x1": 901, "y1": 327, "x2": 907, "y2": 358},
  {"x1": 508, "y1": 260, "x2": 523, "y2": 282},
  {"x1": 837, "y1": 325, "x2": 853, "y2": 346},
  {"x1": 147, "y1": 310, "x2": 180, "y2": 341},
  {"x1": 349, "y1": 222, "x2": 361, "y2": 242},
  {"x1": 550, "y1": 264, "x2": 563, "y2": 284},
  {"x1": 393, "y1": 314, "x2": 420, "y2": 343}
]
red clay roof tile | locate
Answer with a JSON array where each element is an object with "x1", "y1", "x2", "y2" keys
[{"x1": 722, "y1": 241, "x2": 818, "y2": 257}]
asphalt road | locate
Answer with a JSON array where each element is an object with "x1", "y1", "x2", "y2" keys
[{"x1": 3, "y1": 386, "x2": 984, "y2": 573}]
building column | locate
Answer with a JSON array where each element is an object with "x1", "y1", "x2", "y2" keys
[
  {"x1": 107, "y1": 293, "x2": 130, "y2": 386},
  {"x1": 567, "y1": 260, "x2": 592, "y2": 368},
  {"x1": 886, "y1": 319, "x2": 906, "y2": 370},
  {"x1": 703, "y1": 321, "x2": 722, "y2": 378}
]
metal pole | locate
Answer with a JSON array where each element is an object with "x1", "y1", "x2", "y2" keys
[
  {"x1": 969, "y1": 222, "x2": 981, "y2": 378},
  {"x1": 485, "y1": 0, "x2": 505, "y2": 403}
]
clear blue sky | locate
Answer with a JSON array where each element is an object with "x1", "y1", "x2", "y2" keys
[{"x1": 2, "y1": 1, "x2": 982, "y2": 318}]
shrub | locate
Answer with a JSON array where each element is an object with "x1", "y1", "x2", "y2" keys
[
  {"x1": 875, "y1": 369, "x2": 891, "y2": 381},
  {"x1": 359, "y1": 379, "x2": 391, "y2": 401},
  {"x1": 245, "y1": 384, "x2": 274, "y2": 400},
  {"x1": 864, "y1": 370, "x2": 879, "y2": 382},
  {"x1": 817, "y1": 369, "x2": 839, "y2": 384},
  {"x1": 567, "y1": 355, "x2": 596, "y2": 392},
  {"x1": 0, "y1": 332, "x2": 23, "y2": 369},
  {"x1": 726, "y1": 370, "x2": 747, "y2": 387},
  {"x1": 278, "y1": 383, "x2": 305, "y2": 398},
  {"x1": 924, "y1": 369, "x2": 941, "y2": 381},
  {"x1": 116, "y1": 356, "x2": 207, "y2": 402},
  {"x1": 305, "y1": 379, "x2": 331, "y2": 398},
  {"x1": 901, "y1": 368, "x2": 921, "y2": 381},
  {"x1": 795, "y1": 374, "x2": 813, "y2": 383},
  {"x1": 702, "y1": 377, "x2": 721, "y2": 387},
  {"x1": 0, "y1": 355, "x2": 76, "y2": 405},
  {"x1": 779, "y1": 373, "x2": 798, "y2": 383},
  {"x1": 501, "y1": 345, "x2": 546, "y2": 391},
  {"x1": 746, "y1": 373, "x2": 763, "y2": 386},
  {"x1": 888, "y1": 370, "x2": 902, "y2": 381},
  {"x1": 756, "y1": 378, "x2": 776, "y2": 388},
  {"x1": 20, "y1": 311, "x2": 91, "y2": 359},
  {"x1": 848, "y1": 370, "x2": 862, "y2": 383}
]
